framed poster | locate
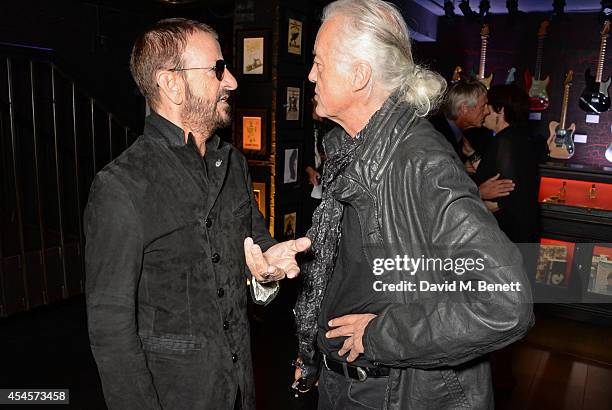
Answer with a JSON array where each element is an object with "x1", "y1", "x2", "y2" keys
[
  {"x1": 252, "y1": 182, "x2": 267, "y2": 217},
  {"x1": 588, "y1": 245, "x2": 612, "y2": 296},
  {"x1": 282, "y1": 10, "x2": 306, "y2": 62},
  {"x1": 236, "y1": 108, "x2": 267, "y2": 157},
  {"x1": 237, "y1": 30, "x2": 270, "y2": 79},
  {"x1": 249, "y1": 165, "x2": 272, "y2": 226},
  {"x1": 283, "y1": 147, "x2": 300, "y2": 184},
  {"x1": 283, "y1": 212, "x2": 297, "y2": 240},
  {"x1": 535, "y1": 239, "x2": 575, "y2": 288},
  {"x1": 287, "y1": 19, "x2": 303, "y2": 55},
  {"x1": 278, "y1": 80, "x2": 304, "y2": 128}
]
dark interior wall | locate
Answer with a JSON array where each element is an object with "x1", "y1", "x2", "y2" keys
[
  {"x1": 414, "y1": 12, "x2": 612, "y2": 169},
  {"x1": 0, "y1": 0, "x2": 235, "y2": 132}
]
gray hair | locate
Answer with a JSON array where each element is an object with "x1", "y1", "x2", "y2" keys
[
  {"x1": 443, "y1": 80, "x2": 488, "y2": 120},
  {"x1": 321, "y1": 0, "x2": 446, "y2": 117}
]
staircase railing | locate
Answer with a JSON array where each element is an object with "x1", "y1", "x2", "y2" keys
[{"x1": 0, "y1": 44, "x2": 140, "y2": 317}]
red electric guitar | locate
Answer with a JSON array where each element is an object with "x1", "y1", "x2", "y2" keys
[{"x1": 524, "y1": 20, "x2": 551, "y2": 111}]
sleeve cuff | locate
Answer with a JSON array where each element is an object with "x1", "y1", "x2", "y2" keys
[{"x1": 250, "y1": 278, "x2": 279, "y2": 305}]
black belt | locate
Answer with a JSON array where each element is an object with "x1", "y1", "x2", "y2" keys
[{"x1": 323, "y1": 355, "x2": 390, "y2": 382}]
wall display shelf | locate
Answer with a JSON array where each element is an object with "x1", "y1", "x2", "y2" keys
[{"x1": 536, "y1": 162, "x2": 612, "y2": 324}]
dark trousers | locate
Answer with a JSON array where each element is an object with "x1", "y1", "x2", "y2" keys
[{"x1": 317, "y1": 367, "x2": 389, "y2": 410}]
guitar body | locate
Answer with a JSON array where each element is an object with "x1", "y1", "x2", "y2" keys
[
  {"x1": 547, "y1": 121, "x2": 576, "y2": 159},
  {"x1": 579, "y1": 68, "x2": 612, "y2": 113},
  {"x1": 526, "y1": 74, "x2": 550, "y2": 111},
  {"x1": 479, "y1": 73, "x2": 493, "y2": 89}
]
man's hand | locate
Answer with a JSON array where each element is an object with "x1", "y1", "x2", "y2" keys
[
  {"x1": 484, "y1": 200, "x2": 499, "y2": 212},
  {"x1": 479, "y1": 173, "x2": 515, "y2": 200},
  {"x1": 305, "y1": 166, "x2": 321, "y2": 186},
  {"x1": 464, "y1": 160, "x2": 476, "y2": 175},
  {"x1": 244, "y1": 237, "x2": 311, "y2": 283},
  {"x1": 326, "y1": 313, "x2": 377, "y2": 362}
]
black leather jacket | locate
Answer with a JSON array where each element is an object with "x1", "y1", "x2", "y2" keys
[{"x1": 325, "y1": 94, "x2": 534, "y2": 409}]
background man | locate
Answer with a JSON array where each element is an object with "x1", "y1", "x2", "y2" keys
[
  {"x1": 430, "y1": 79, "x2": 516, "y2": 203},
  {"x1": 294, "y1": 1, "x2": 533, "y2": 408},
  {"x1": 85, "y1": 18, "x2": 309, "y2": 410}
]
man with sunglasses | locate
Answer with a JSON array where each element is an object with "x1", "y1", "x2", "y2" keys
[{"x1": 84, "y1": 18, "x2": 310, "y2": 410}]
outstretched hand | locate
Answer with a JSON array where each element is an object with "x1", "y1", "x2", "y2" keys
[{"x1": 244, "y1": 237, "x2": 311, "y2": 283}]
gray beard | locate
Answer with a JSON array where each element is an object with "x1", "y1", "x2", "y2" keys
[{"x1": 181, "y1": 84, "x2": 231, "y2": 139}]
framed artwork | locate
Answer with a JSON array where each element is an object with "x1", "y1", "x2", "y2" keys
[
  {"x1": 252, "y1": 182, "x2": 267, "y2": 218},
  {"x1": 283, "y1": 147, "x2": 300, "y2": 184},
  {"x1": 587, "y1": 245, "x2": 612, "y2": 296},
  {"x1": 237, "y1": 30, "x2": 270, "y2": 79},
  {"x1": 278, "y1": 80, "x2": 304, "y2": 128},
  {"x1": 236, "y1": 108, "x2": 267, "y2": 158},
  {"x1": 282, "y1": 10, "x2": 306, "y2": 62},
  {"x1": 535, "y1": 238, "x2": 575, "y2": 288},
  {"x1": 249, "y1": 165, "x2": 271, "y2": 225},
  {"x1": 283, "y1": 212, "x2": 297, "y2": 240}
]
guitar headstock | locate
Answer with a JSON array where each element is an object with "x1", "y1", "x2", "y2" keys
[
  {"x1": 537, "y1": 20, "x2": 550, "y2": 38},
  {"x1": 564, "y1": 70, "x2": 573, "y2": 86},
  {"x1": 601, "y1": 20, "x2": 611, "y2": 38},
  {"x1": 480, "y1": 23, "x2": 490, "y2": 39}
]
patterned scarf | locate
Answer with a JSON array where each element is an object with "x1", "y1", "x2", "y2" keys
[{"x1": 295, "y1": 128, "x2": 365, "y2": 367}]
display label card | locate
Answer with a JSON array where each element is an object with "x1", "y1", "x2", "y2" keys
[
  {"x1": 585, "y1": 114, "x2": 599, "y2": 124},
  {"x1": 528, "y1": 112, "x2": 542, "y2": 121},
  {"x1": 573, "y1": 134, "x2": 587, "y2": 143}
]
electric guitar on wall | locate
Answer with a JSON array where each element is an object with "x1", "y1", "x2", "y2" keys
[
  {"x1": 524, "y1": 20, "x2": 551, "y2": 111},
  {"x1": 548, "y1": 70, "x2": 576, "y2": 159},
  {"x1": 579, "y1": 20, "x2": 611, "y2": 114},
  {"x1": 478, "y1": 24, "x2": 493, "y2": 89}
]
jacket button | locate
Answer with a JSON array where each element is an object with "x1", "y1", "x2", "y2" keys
[
  {"x1": 217, "y1": 288, "x2": 224, "y2": 298},
  {"x1": 223, "y1": 320, "x2": 230, "y2": 330},
  {"x1": 205, "y1": 217, "x2": 212, "y2": 228},
  {"x1": 232, "y1": 353, "x2": 238, "y2": 363},
  {"x1": 211, "y1": 253, "x2": 220, "y2": 263}
]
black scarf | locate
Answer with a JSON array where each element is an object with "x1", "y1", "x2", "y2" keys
[{"x1": 294, "y1": 127, "x2": 365, "y2": 374}]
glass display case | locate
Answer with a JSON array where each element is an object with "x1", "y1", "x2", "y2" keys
[
  {"x1": 539, "y1": 177, "x2": 612, "y2": 214},
  {"x1": 536, "y1": 162, "x2": 612, "y2": 324}
]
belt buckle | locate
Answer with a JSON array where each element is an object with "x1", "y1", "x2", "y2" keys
[{"x1": 356, "y1": 366, "x2": 368, "y2": 382}]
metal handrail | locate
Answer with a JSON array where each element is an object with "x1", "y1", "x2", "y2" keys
[{"x1": 0, "y1": 49, "x2": 140, "y2": 316}]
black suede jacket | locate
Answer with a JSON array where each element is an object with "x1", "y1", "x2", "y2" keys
[
  {"x1": 324, "y1": 95, "x2": 534, "y2": 409},
  {"x1": 84, "y1": 112, "x2": 275, "y2": 410}
]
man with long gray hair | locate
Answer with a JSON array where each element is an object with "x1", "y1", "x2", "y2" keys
[{"x1": 293, "y1": 1, "x2": 533, "y2": 408}]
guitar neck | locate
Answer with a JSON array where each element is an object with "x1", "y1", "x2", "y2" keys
[
  {"x1": 560, "y1": 84, "x2": 570, "y2": 129},
  {"x1": 535, "y1": 37, "x2": 544, "y2": 80},
  {"x1": 596, "y1": 36, "x2": 608, "y2": 83},
  {"x1": 479, "y1": 37, "x2": 488, "y2": 79}
]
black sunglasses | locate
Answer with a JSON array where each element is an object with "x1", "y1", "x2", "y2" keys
[{"x1": 170, "y1": 59, "x2": 227, "y2": 81}]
